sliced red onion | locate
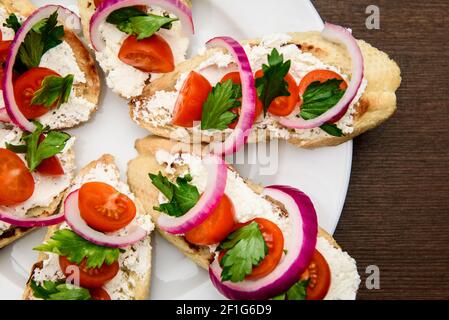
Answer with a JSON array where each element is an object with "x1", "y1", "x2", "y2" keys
[
  {"x1": 0, "y1": 208, "x2": 65, "y2": 228},
  {"x1": 206, "y1": 37, "x2": 256, "y2": 156},
  {"x1": 90, "y1": 0, "x2": 194, "y2": 51},
  {"x1": 0, "y1": 108, "x2": 10, "y2": 123},
  {"x1": 158, "y1": 154, "x2": 227, "y2": 234},
  {"x1": 209, "y1": 185, "x2": 318, "y2": 300},
  {"x1": 3, "y1": 5, "x2": 81, "y2": 132},
  {"x1": 279, "y1": 22, "x2": 364, "y2": 129},
  {"x1": 64, "y1": 190, "x2": 148, "y2": 248}
]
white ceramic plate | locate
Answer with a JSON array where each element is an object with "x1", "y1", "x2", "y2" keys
[{"x1": 0, "y1": 0, "x2": 352, "y2": 300}]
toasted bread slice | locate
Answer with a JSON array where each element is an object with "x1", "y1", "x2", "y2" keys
[
  {"x1": 127, "y1": 136, "x2": 342, "y2": 270},
  {"x1": 0, "y1": 128, "x2": 75, "y2": 249},
  {"x1": 0, "y1": 0, "x2": 101, "y2": 129},
  {"x1": 78, "y1": 0, "x2": 192, "y2": 99},
  {"x1": 131, "y1": 32, "x2": 401, "y2": 148},
  {"x1": 23, "y1": 155, "x2": 153, "y2": 300},
  {"x1": 78, "y1": 0, "x2": 192, "y2": 43}
]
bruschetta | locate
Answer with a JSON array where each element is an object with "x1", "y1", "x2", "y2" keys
[
  {"x1": 0, "y1": 125, "x2": 76, "y2": 248},
  {"x1": 127, "y1": 136, "x2": 361, "y2": 300},
  {"x1": 0, "y1": 0, "x2": 100, "y2": 130},
  {"x1": 130, "y1": 25, "x2": 401, "y2": 151},
  {"x1": 78, "y1": 0, "x2": 192, "y2": 99},
  {"x1": 23, "y1": 155, "x2": 154, "y2": 300}
]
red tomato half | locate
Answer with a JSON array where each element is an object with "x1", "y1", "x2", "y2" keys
[
  {"x1": 172, "y1": 71, "x2": 212, "y2": 127},
  {"x1": 0, "y1": 40, "x2": 12, "y2": 64},
  {"x1": 298, "y1": 69, "x2": 348, "y2": 109},
  {"x1": 35, "y1": 134, "x2": 64, "y2": 176},
  {"x1": 300, "y1": 249, "x2": 331, "y2": 300},
  {"x1": 244, "y1": 218, "x2": 284, "y2": 280},
  {"x1": 59, "y1": 256, "x2": 119, "y2": 289},
  {"x1": 118, "y1": 35, "x2": 174, "y2": 73},
  {"x1": 219, "y1": 218, "x2": 284, "y2": 280},
  {"x1": 0, "y1": 148, "x2": 34, "y2": 206},
  {"x1": 185, "y1": 194, "x2": 236, "y2": 246},
  {"x1": 78, "y1": 182, "x2": 137, "y2": 232},
  {"x1": 0, "y1": 40, "x2": 12, "y2": 91},
  {"x1": 89, "y1": 287, "x2": 111, "y2": 300},
  {"x1": 255, "y1": 70, "x2": 299, "y2": 116},
  {"x1": 13, "y1": 67, "x2": 60, "y2": 119}
]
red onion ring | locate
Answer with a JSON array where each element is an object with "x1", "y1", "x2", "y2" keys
[
  {"x1": 158, "y1": 154, "x2": 227, "y2": 234},
  {"x1": 2, "y1": 5, "x2": 81, "y2": 132},
  {"x1": 205, "y1": 37, "x2": 256, "y2": 156},
  {"x1": 209, "y1": 185, "x2": 318, "y2": 300},
  {"x1": 0, "y1": 108, "x2": 10, "y2": 123},
  {"x1": 90, "y1": 0, "x2": 194, "y2": 52},
  {"x1": 279, "y1": 22, "x2": 364, "y2": 129},
  {"x1": 64, "y1": 190, "x2": 148, "y2": 248},
  {"x1": 0, "y1": 207, "x2": 65, "y2": 228}
]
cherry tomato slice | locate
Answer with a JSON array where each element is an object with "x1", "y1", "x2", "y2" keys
[
  {"x1": 185, "y1": 194, "x2": 236, "y2": 246},
  {"x1": 118, "y1": 35, "x2": 174, "y2": 73},
  {"x1": 220, "y1": 72, "x2": 263, "y2": 129},
  {"x1": 172, "y1": 71, "x2": 212, "y2": 127},
  {"x1": 0, "y1": 148, "x2": 34, "y2": 206},
  {"x1": 35, "y1": 134, "x2": 64, "y2": 176},
  {"x1": 255, "y1": 69, "x2": 299, "y2": 117},
  {"x1": 78, "y1": 182, "x2": 137, "y2": 232},
  {"x1": 298, "y1": 69, "x2": 347, "y2": 98},
  {"x1": 13, "y1": 67, "x2": 61, "y2": 119},
  {"x1": 244, "y1": 218, "x2": 284, "y2": 280},
  {"x1": 59, "y1": 256, "x2": 119, "y2": 289},
  {"x1": 0, "y1": 40, "x2": 12, "y2": 64},
  {"x1": 300, "y1": 249, "x2": 331, "y2": 300},
  {"x1": 0, "y1": 40, "x2": 12, "y2": 91},
  {"x1": 89, "y1": 287, "x2": 111, "y2": 300}
]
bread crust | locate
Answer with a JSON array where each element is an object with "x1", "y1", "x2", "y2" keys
[
  {"x1": 127, "y1": 136, "x2": 342, "y2": 271},
  {"x1": 23, "y1": 155, "x2": 152, "y2": 300},
  {"x1": 130, "y1": 32, "x2": 401, "y2": 148},
  {"x1": 0, "y1": 0, "x2": 101, "y2": 130}
]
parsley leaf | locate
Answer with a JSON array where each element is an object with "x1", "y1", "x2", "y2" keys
[
  {"x1": 117, "y1": 15, "x2": 178, "y2": 40},
  {"x1": 3, "y1": 13, "x2": 21, "y2": 33},
  {"x1": 106, "y1": 7, "x2": 147, "y2": 24},
  {"x1": 6, "y1": 122, "x2": 71, "y2": 172},
  {"x1": 219, "y1": 222, "x2": 268, "y2": 283},
  {"x1": 150, "y1": 172, "x2": 200, "y2": 217},
  {"x1": 272, "y1": 279, "x2": 309, "y2": 300},
  {"x1": 18, "y1": 30, "x2": 45, "y2": 70},
  {"x1": 299, "y1": 79, "x2": 346, "y2": 137},
  {"x1": 16, "y1": 11, "x2": 64, "y2": 71},
  {"x1": 201, "y1": 80, "x2": 240, "y2": 130},
  {"x1": 31, "y1": 74, "x2": 74, "y2": 108},
  {"x1": 31, "y1": 280, "x2": 91, "y2": 300},
  {"x1": 34, "y1": 229, "x2": 120, "y2": 269},
  {"x1": 256, "y1": 48, "x2": 291, "y2": 116},
  {"x1": 107, "y1": 7, "x2": 177, "y2": 40}
]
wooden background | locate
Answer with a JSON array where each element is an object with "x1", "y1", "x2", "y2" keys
[{"x1": 312, "y1": 0, "x2": 449, "y2": 299}]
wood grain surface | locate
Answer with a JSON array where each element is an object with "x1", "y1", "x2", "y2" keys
[{"x1": 312, "y1": 0, "x2": 449, "y2": 299}]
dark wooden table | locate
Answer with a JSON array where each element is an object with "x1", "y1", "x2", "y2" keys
[{"x1": 312, "y1": 0, "x2": 449, "y2": 299}]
